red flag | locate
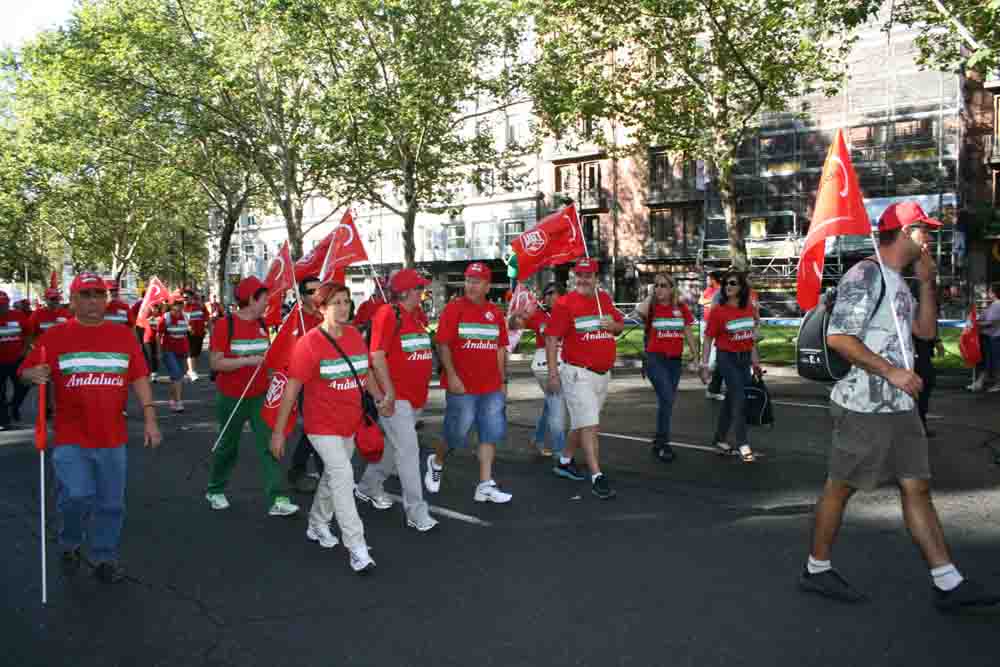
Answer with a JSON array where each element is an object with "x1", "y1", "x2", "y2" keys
[
  {"x1": 319, "y1": 210, "x2": 368, "y2": 281},
  {"x1": 49, "y1": 271, "x2": 58, "y2": 289},
  {"x1": 960, "y1": 304, "x2": 983, "y2": 367},
  {"x1": 796, "y1": 129, "x2": 872, "y2": 311},
  {"x1": 294, "y1": 210, "x2": 365, "y2": 281},
  {"x1": 136, "y1": 276, "x2": 170, "y2": 326},
  {"x1": 35, "y1": 347, "x2": 47, "y2": 451},
  {"x1": 510, "y1": 284, "x2": 538, "y2": 318},
  {"x1": 510, "y1": 204, "x2": 585, "y2": 280},
  {"x1": 263, "y1": 242, "x2": 294, "y2": 327},
  {"x1": 261, "y1": 303, "x2": 301, "y2": 435}
]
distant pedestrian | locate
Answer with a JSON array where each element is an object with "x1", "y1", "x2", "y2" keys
[
  {"x1": 159, "y1": 290, "x2": 191, "y2": 413},
  {"x1": 104, "y1": 280, "x2": 134, "y2": 328},
  {"x1": 0, "y1": 291, "x2": 30, "y2": 427},
  {"x1": 184, "y1": 289, "x2": 210, "y2": 381},
  {"x1": 29, "y1": 287, "x2": 71, "y2": 339},
  {"x1": 142, "y1": 303, "x2": 164, "y2": 383},
  {"x1": 978, "y1": 284, "x2": 1000, "y2": 392},
  {"x1": 700, "y1": 271, "x2": 726, "y2": 400}
]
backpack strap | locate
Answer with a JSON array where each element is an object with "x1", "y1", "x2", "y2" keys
[{"x1": 860, "y1": 258, "x2": 887, "y2": 328}]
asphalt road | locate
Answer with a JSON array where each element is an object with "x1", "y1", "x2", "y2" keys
[{"x1": 2, "y1": 362, "x2": 999, "y2": 667}]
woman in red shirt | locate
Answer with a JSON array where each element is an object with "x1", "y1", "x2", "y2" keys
[
  {"x1": 699, "y1": 271, "x2": 761, "y2": 463},
  {"x1": 158, "y1": 291, "x2": 191, "y2": 412},
  {"x1": 269, "y1": 281, "x2": 388, "y2": 575},
  {"x1": 637, "y1": 273, "x2": 699, "y2": 463}
]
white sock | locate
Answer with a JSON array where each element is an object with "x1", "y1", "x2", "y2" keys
[
  {"x1": 559, "y1": 455, "x2": 571, "y2": 465},
  {"x1": 477, "y1": 479, "x2": 493, "y2": 489},
  {"x1": 807, "y1": 556, "x2": 832, "y2": 575},
  {"x1": 591, "y1": 472, "x2": 602, "y2": 483},
  {"x1": 931, "y1": 563, "x2": 964, "y2": 592}
]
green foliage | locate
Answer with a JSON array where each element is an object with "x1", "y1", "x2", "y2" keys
[{"x1": 893, "y1": 0, "x2": 1000, "y2": 76}]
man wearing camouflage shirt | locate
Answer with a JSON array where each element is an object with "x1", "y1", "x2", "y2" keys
[{"x1": 799, "y1": 202, "x2": 999, "y2": 613}]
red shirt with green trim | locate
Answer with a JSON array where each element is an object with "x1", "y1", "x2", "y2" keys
[
  {"x1": 523, "y1": 309, "x2": 552, "y2": 351},
  {"x1": 645, "y1": 303, "x2": 693, "y2": 357},
  {"x1": 104, "y1": 299, "x2": 135, "y2": 327},
  {"x1": 289, "y1": 325, "x2": 368, "y2": 436},
  {"x1": 546, "y1": 290, "x2": 623, "y2": 373},
  {"x1": 370, "y1": 303, "x2": 433, "y2": 409},
  {"x1": 706, "y1": 303, "x2": 756, "y2": 352},
  {"x1": 29, "y1": 306, "x2": 71, "y2": 338},
  {"x1": 436, "y1": 296, "x2": 509, "y2": 395},
  {"x1": 18, "y1": 320, "x2": 148, "y2": 448},
  {"x1": 159, "y1": 311, "x2": 191, "y2": 355},
  {"x1": 211, "y1": 314, "x2": 270, "y2": 398},
  {"x1": 294, "y1": 309, "x2": 324, "y2": 337},
  {"x1": 184, "y1": 303, "x2": 210, "y2": 336},
  {"x1": 0, "y1": 310, "x2": 29, "y2": 363}
]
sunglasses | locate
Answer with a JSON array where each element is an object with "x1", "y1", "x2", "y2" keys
[
  {"x1": 725, "y1": 280, "x2": 741, "y2": 287},
  {"x1": 302, "y1": 288, "x2": 318, "y2": 296},
  {"x1": 654, "y1": 282, "x2": 672, "y2": 288}
]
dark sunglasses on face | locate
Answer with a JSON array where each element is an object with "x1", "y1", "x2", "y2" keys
[
  {"x1": 302, "y1": 288, "x2": 318, "y2": 296},
  {"x1": 726, "y1": 280, "x2": 741, "y2": 287}
]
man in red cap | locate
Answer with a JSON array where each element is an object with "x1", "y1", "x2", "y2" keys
[
  {"x1": 544, "y1": 258, "x2": 625, "y2": 499},
  {"x1": 426, "y1": 261, "x2": 512, "y2": 503},
  {"x1": 800, "y1": 201, "x2": 1000, "y2": 611},
  {"x1": 104, "y1": 280, "x2": 134, "y2": 328},
  {"x1": 28, "y1": 286, "x2": 72, "y2": 417},
  {"x1": 355, "y1": 269, "x2": 438, "y2": 530},
  {"x1": 206, "y1": 276, "x2": 298, "y2": 517},
  {"x1": 0, "y1": 291, "x2": 31, "y2": 428},
  {"x1": 183, "y1": 289, "x2": 210, "y2": 381},
  {"x1": 19, "y1": 272, "x2": 160, "y2": 584}
]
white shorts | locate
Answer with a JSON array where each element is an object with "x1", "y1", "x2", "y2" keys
[{"x1": 560, "y1": 363, "x2": 610, "y2": 430}]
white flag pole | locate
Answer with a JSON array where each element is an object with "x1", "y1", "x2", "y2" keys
[
  {"x1": 573, "y1": 205, "x2": 604, "y2": 319},
  {"x1": 40, "y1": 449, "x2": 47, "y2": 605}
]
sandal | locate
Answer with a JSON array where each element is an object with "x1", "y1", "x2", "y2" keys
[{"x1": 739, "y1": 446, "x2": 756, "y2": 463}]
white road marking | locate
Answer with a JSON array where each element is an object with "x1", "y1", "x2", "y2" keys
[
  {"x1": 773, "y1": 400, "x2": 828, "y2": 409},
  {"x1": 385, "y1": 493, "x2": 492, "y2": 527},
  {"x1": 598, "y1": 431, "x2": 767, "y2": 458}
]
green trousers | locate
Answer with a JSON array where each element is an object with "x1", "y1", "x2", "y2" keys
[{"x1": 207, "y1": 392, "x2": 285, "y2": 505}]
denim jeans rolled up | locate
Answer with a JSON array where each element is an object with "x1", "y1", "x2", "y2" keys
[
  {"x1": 646, "y1": 353, "x2": 682, "y2": 444},
  {"x1": 52, "y1": 444, "x2": 128, "y2": 563},
  {"x1": 714, "y1": 350, "x2": 752, "y2": 447},
  {"x1": 533, "y1": 390, "x2": 566, "y2": 453}
]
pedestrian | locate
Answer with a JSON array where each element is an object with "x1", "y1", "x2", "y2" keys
[
  {"x1": 699, "y1": 270, "x2": 760, "y2": 463},
  {"x1": 978, "y1": 284, "x2": 1000, "y2": 392},
  {"x1": 545, "y1": 258, "x2": 626, "y2": 499},
  {"x1": 184, "y1": 289, "x2": 210, "y2": 381},
  {"x1": 353, "y1": 277, "x2": 388, "y2": 332},
  {"x1": 286, "y1": 275, "x2": 326, "y2": 493},
  {"x1": 18, "y1": 272, "x2": 161, "y2": 584},
  {"x1": 159, "y1": 290, "x2": 191, "y2": 413},
  {"x1": 799, "y1": 202, "x2": 1000, "y2": 611},
  {"x1": 426, "y1": 262, "x2": 513, "y2": 503},
  {"x1": 104, "y1": 280, "x2": 134, "y2": 328},
  {"x1": 700, "y1": 271, "x2": 726, "y2": 400},
  {"x1": 143, "y1": 303, "x2": 164, "y2": 383},
  {"x1": 508, "y1": 282, "x2": 566, "y2": 458},
  {"x1": 29, "y1": 286, "x2": 71, "y2": 339},
  {"x1": 355, "y1": 269, "x2": 439, "y2": 532},
  {"x1": 205, "y1": 276, "x2": 299, "y2": 517},
  {"x1": 268, "y1": 280, "x2": 386, "y2": 573},
  {"x1": 636, "y1": 272, "x2": 700, "y2": 463},
  {"x1": 0, "y1": 290, "x2": 31, "y2": 428}
]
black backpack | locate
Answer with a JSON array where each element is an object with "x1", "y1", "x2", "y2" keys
[
  {"x1": 745, "y1": 375, "x2": 774, "y2": 427},
  {"x1": 796, "y1": 258, "x2": 885, "y2": 383}
]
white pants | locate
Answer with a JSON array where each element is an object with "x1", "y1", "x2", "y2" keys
[
  {"x1": 560, "y1": 364, "x2": 610, "y2": 430},
  {"x1": 358, "y1": 400, "x2": 432, "y2": 524},
  {"x1": 308, "y1": 434, "x2": 366, "y2": 551}
]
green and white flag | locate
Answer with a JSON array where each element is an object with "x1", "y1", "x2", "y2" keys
[{"x1": 320, "y1": 355, "x2": 370, "y2": 380}]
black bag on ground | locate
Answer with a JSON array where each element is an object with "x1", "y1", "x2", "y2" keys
[{"x1": 745, "y1": 375, "x2": 774, "y2": 427}]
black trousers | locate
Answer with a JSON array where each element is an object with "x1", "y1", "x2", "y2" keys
[
  {"x1": 914, "y1": 338, "x2": 936, "y2": 428},
  {"x1": 188, "y1": 334, "x2": 205, "y2": 360},
  {"x1": 0, "y1": 361, "x2": 29, "y2": 425}
]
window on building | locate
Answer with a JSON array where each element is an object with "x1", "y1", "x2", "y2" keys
[
  {"x1": 555, "y1": 164, "x2": 579, "y2": 195},
  {"x1": 243, "y1": 244, "x2": 255, "y2": 258},
  {"x1": 582, "y1": 161, "x2": 601, "y2": 192},
  {"x1": 581, "y1": 214, "x2": 601, "y2": 255},
  {"x1": 446, "y1": 225, "x2": 466, "y2": 250},
  {"x1": 502, "y1": 220, "x2": 525, "y2": 248},
  {"x1": 650, "y1": 207, "x2": 700, "y2": 254},
  {"x1": 261, "y1": 244, "x2": 270, "y2": 262},
  {"x1": 650, "y1": 151, "x2": 670, "y2": 193},
  {"x1": 474, "y1": 168, "x2": 495, "y2": 196}
]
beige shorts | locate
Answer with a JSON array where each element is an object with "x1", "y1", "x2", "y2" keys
[
  {"x1": 828, "y1": 405, "x2": 931, "y2": 491},
  {"x1": 560, "y1": 363, "x2": 610, "y2": 430}
]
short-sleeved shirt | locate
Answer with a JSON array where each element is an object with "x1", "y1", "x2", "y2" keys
[
  {"x1": 523, "y1": 309, "x2": 552, "y2": 351},
  {"x1": 19, "y1": 321, "x2": 148, "y2": 448},
  {"x1": 706, "y1": 303, "x2": 756, "y2": 352},
  {"x1": 828, "y1": 261, "x2": 915, "y2": 413},
  {"x1": 370, "y1": 303, "x2": 433, "y2": 409},
  {"x1": 0, "y1": 310, "x2": 29, "y2": 364},
  {"x1": 289, "y1": 326, "x2": 369, "y2": 436},
  {"x1": 129, "y1": 301, "x2": 143, "y2": 328},
  {"x1": 436, "y1": 296, "x2": 509, "y2": 394},
  {"x1": 30, "y1": 307, "x2": 71, "y2": 337},
  {"x1": 546, "y1": 290, "x2": 624, "y2": 373},
  {"x1": 159, "y1": 311, "x2": 191, "y2": 355},
  {"x1": 143, "y1": 315, "x2": 162, "y2": 343},
  {"x1": 184, "y1": 304, "x2": 210, "y2": 336},
  {"x1": 294, "y1": 309, "x2": 324, "y2": 337},
  {"x1": 354, "y1": 297, "x2": 386, "y2": 328},
  {"x1": 981, "y1": 301, "x2": 1000, "y2": 338},
  {"x1": 211, "y1": 314, "x2": 270, "y2": 398},
  {"x1": 105, "y1": 300, "x2": 134, "y2": 327},
  {"x1": 646, "y1": 303, "x2": 694, "y2": 357},
  {"x1": 699, "y1": 286, "x2": 719, "y2": 322}
]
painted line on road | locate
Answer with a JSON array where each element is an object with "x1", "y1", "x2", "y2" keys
[
  {"x1": 386, "y1": 493, "x2": 492, "y2": 528},
  {"x1": 773, "y1": 400, "x2": 828, "y2": 410},
  {"x1": 598, "y1": 431, "x2": 767, "y2": 458}
]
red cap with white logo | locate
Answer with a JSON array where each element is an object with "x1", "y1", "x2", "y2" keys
[
  {"x1": 573, "y1": 258, "x2": 599, "y2": 273},
  {"x1": 69, "y1": 272, "x2": 108, "y2": 294},
  {"x1": 464, "y1": 262, "x2": 491, "y2": 281}
]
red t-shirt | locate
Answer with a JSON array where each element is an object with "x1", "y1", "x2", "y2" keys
[
  {"x1": 30, "y1": 307, "x2": 71, "y2": 337},
  {"x1": 0, "y1": 310, "x2": 29, "y2": 364},
  {"x1": 184, "y1": 304, "x2": 210, "y2": 336},
  {"x1": 289, "y1": 326, "x2": 369, "y2": 436},
  {"x1": 159, "y1": 311, "x2": 191, "y2": 355},
  {"x1": 523, "y1": 309, "x2": 552, "y2": 351},
  {"x1": 546, "y1": 291, "x2": 624, "y2": 373},
  {"x1": 210, "y1": 314, "x2": 270, "y2": 398},
  {"x1": 129, "y1": 301, "x2": 143, "y2": 328},
  {"x1": 354, "y1": 296, "x2": 386, "y2": 328},
  {"x1": 105, "y1": 300, "x2": 135, "y2": 327},
  {"x1": 143, "y1": 314, "x2": 162, "y2": 343},
  {"x1": 19, "y1": 321, "x2": 148, "y2": 449},
  {"x1": 706, "y1": 303, "x2": 756, "y2": 352},
  {"x1": 436, "y1": 296, "x2": 509, "y2": 394},
  {"x1": 699, "y1": 286, "x2": 718, "y2": 323},
  {"x1": 294, "y1": 309, "x2": 324, "y2": 337},
  {"x1": 646, "y1": 303, "x2": 694, "y2": 357},
  {"x1": 370, "y1": 303, "x2": 433, "y2": 409}
]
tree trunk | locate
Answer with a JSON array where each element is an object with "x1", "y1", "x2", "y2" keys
[
  {"x1": 216, "y1": 208, "x2": 240, "y2": 302},
  {"x1": 402, "y1": 158, "x2": 418, "y2": 268},
  {"x1": 279, "y1": 196, "x2": 305, "y2": 259},
  {"x1": 714, "y1": 156, "x2": 748, "y2": 271}
]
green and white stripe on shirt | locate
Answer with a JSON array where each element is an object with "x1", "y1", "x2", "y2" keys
[
  {"x1": 457, "y1": 323, "x2": 499, "y2": 340},
  {"x1": 104, "y1": 313, "x2": 128, "y2": 323},
  {"x1": 58, "y1": 351, "x2": 130, "y2": 375},
  {"x1": 167, "y1": 325, "x2": 188, "y2": 336},
  {"x1": 652, "y1": 317, "x2": 685, "y2": 332},
  {"x1": 230, "y1": 338, "x2": 268, "y2": 356},
  {"x1": 573, "y1": 315, "x2": 601, "y2": 333},
  {"x1": 0, "y1": 323, "x2": 23, "y2": 336},
  {"x1": 725, "y1": 317, "x2": 755, "y2": 333},
  {"x1": 320, "y1": 355, "x2": 370, "y2": 380},
  {"x1": 401, "y1": 333, "x2": 432, "y2": 352}
]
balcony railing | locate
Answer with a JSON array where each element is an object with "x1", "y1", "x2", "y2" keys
[
  {"x1": 646, "y1": 181, "x2": 705, "y2": 205},
  {"x1": 554, "y1": 188, "x2": 607, "y2": 211}
]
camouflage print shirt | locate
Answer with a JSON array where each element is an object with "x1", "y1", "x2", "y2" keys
[{"x1": 828, "y1": 260, "x2": 915, "y2": 414}]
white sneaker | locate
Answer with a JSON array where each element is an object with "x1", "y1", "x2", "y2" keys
[
  {"x1": 150, "y1": 373, "x2": 159, "y2": 383},
  {"x1": 306, "y1": 523, "x2": 339, "y2": 548},
  {"x1": 705, "y1": 389, "x2": 725, "y2": 401},
  {"x1": 174, "y1": 401, "x2": 185, "y2": 413},
  {"x1": 474, "y1": 480, "x2": 512, "y2": 503},
  {"x1": 424, "y1": 454, "x2": 442, "y2": 494},
  {"x1": 407, "y1": 516, "x2": 440, "y2": 532},
  {"x1": 268, "y1": 496, "x2": 299, "y2": 516},
  {"x1": 205, "y1": 493, "x2": 230, "y2": 510},
  {"x1": 348, "y1": 545, "x2": 376, "y2": 574},
  {"x1": 354, "y1": 487, "x2": 393, "y2": 510},
  {"x1": 989, "y1": 384, "x2": 1000, "y2": 393},
  {"x1": 187, "y1": 371, "x2": 200, "y2": 382},
  {"x1": 967, "y1": 379, "x2": 985, "y2": 392}
]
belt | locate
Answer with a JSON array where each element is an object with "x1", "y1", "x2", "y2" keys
[
  {"x1": 649, "y1": 353, "x2": 682, "y2": 361},
  {"x1": 567, "y1": 363, "x2": 608, "y2": 376}
]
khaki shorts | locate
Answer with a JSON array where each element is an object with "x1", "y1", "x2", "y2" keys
[
  {"x1": 560, "y1": 364, "x2": 610, "y2": 430},
  {"x1": 828, "y1": 404, "x2": 930, "y2": 491}
]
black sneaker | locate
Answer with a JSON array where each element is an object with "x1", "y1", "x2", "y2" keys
[
  {"x1": 552, "y1": 460, "x2": 586, "y2": 481},
  {"x1": 934, "y1": 579, "x2": 1000, "y2": 613},
  {"x1": 653, "y1": 443, "x2": 676, "y2": 463},
  {"x1": 592, "y1": 474, "x2": 616, "y2": 500},
  {"x1": 61, "y1": 547, "x2": 82, "y2": 576},
  {"x1": 95, "y1": 561, "x2": 126, "y2": 584},
  {"x1": 798, "y1": 568, "x2": 868, "y2": 603}
]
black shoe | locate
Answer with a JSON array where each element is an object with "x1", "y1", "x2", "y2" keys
[
  {"x1": 552, "y1": 460, "x2": 586, "y2": 481},
  {"x1": 61, "y1": 547, "x2": 82, "y2": 576},
  {"x1": 653, "y1": 443, "x2": 676, "y2": 463},
  {"x1": 592, "y1": 474, "x2": 616, "y2": 500},
  {"x1": 798, "y1": 568, "x2": 868, "y2": 603},
  {"x1": 934, "y1": 579, "x2": 1000, "y2": 613},
  {"x1": 95, "y1": 561, "x2": 126, "y2": 584}
]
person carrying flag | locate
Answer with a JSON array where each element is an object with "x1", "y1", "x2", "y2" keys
[
  {"x1": 143, "y1": 303, "x2": 164, "y2": 383},
  {"x1": 183, "y1": 289, "x2": 210, "y2": 381},
  {"x1": 205, "y1": 276, "x2": 298, "y2": 517},
  {"x1": 159, "y1": 290, "x2": 191, "y2": 413},
  {"x1": 286, "y1": 275, "x2": 326, "y2": 493},
  {"x1": 0, "y1": 291, "x2": 31, "y2": 428},
  {"x1": 18, "y1": 272, "x2": 161, "y2": 584},
  {"x1": 104, "y1": 280, "x2": 134, "y2": 328}
]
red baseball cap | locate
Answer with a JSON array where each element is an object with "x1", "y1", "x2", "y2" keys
[
  {"x1": 70, "y1": 272, "x2": 108, "y2": 294},
  {"x1": 464, "y1": 262, "x2": 491, "y2": 281},
  {"x1": 878, "y1": 202, "x2": 942, "y2": 232},
  {"x1": 390, "y1": 268, "x2": 430, "y2": 293},
  {"x1": 235, "y1": 276, "x2": 267, "y2": 302},
  {"x1": 573, "y1": 258, "x2": 600, "y2": 273}
]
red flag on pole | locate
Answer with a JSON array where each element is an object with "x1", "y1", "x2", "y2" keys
[
  {"x1": 510, "y1": 204, "x2": 585, "y2": 280},
  {"x1": 319, "y1": 210, "x2": 368, "y2": 281},
  {"x1": 49, "y1": 271, "x2": 58, "y2": 289},
  {"x1": 261, "y1": 303, "x2": 301, "y2": 435},
  {"x1": 796, "y1": 129, "x2": 872, "y2": 312},
  {"x1": 263, "y1": 241, "x2": 295, "y2": 327},
  {"x1": 136, "y1": 276, "x2": 170, "y2": 326},
  {"x1": 294, "y1": 210, "x2": 366, "y2": 282},
  {"x1": 35, "y1": 347, "x2": 47, "y2": 451},
  {"x1": 960, "y1": 304, "x2": 983, "y2": 367}
]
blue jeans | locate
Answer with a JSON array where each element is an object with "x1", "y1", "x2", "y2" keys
[
  {"x1": 443, "y1": 391, "x2": 507, "y2": 449},
  {"x1": 533, "y1": 391, "x2": 566, "y2": 453},
  {"x1": 162, "y1": 350, "x2": 185, "y2": 381},
  {"x1": 51, "y1": 445, "x2": 128, "y2": 563},
  {"x1": 714, "y1": 350, "x2": 752, "y2": 447},
  {"x1": 646, "y1": 353, "x2": 682, "y2": 445}
]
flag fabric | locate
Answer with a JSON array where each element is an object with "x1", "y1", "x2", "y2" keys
[
  {"x1": 49, "y1": 272, "x2": 58, "y2": 289},
  {"x1": 136, "y1": 276, "x2": 170, "y2": 326},
  {"x1": 509, "y1": 283, "x2": 538, "y2": 318},
  {"x1": 294, "y1": 210, "x2": 366, "y2": 282},
  {"x1": 261, "y1": 303, "x2": 301, "y2": 435},
  {"x1": 796, "y1": 129, "x2": 873, "y2": 312},
  {"x1": 319, "y1": 210, "x2": 368, "y2": 281},
  {"x1": 510, "y1": 204, "x2": 585, "y2": 280},
  {"x1": 959, "y1": 304, "x2": 983, "y2": 368},
  {"x1": 263, "y1": 242, "x2": 294, "y2": 327},
  {"x1": 295, "y1": 231, "x2": 335, "y2": 282},
  {"x1": 35, "y1": 347, "x2": 47, "y2": 452}
]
